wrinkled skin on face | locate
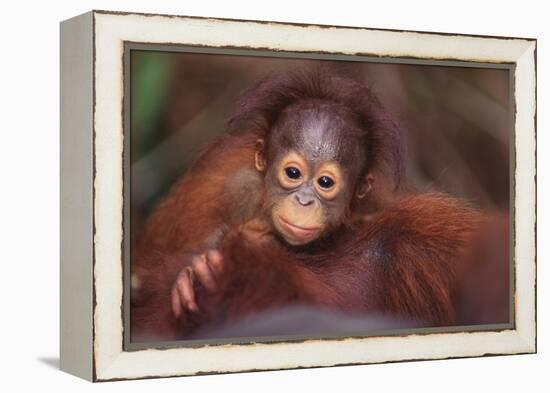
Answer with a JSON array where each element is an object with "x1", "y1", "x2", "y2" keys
[{"x1": 256, "y1": 99, "x2": 370, "y2": 246}]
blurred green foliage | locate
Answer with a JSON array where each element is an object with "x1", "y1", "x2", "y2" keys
[{"x1": 131, "y1": 51, "x2": 171, "y2": 159}]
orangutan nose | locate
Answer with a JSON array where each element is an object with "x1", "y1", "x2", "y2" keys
[{"x1": 295, "y1": 191, "x2": 315, "y2": 207}]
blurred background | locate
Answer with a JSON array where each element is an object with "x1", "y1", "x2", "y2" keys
[{"x1": 130, "y1": 49, "x2": 511, "y2": 234}]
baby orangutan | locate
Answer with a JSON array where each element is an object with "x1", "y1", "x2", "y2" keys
[{"x1": 171, "y1": 98, "x2": 378, "y2": 316}]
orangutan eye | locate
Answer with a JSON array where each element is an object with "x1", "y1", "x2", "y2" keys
[
  {"x1": 285, "y1": 166, "x2": 302, "y2": 180},
  {"x1": 317, "y1": 176, "x2": 335, "y2": 189}
]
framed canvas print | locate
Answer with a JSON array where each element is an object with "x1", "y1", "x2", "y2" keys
[{"x1": 60, "y1": 10, "x2": 537, "y2": 382}]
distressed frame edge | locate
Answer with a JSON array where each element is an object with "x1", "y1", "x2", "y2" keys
[
  {"x1": 89, "y1": 11, "x2": 537, "y2": 381},
  {"x1": 512, "y1": 39, "x2": 537, "y2": 354},
  {"x1": 91, "y1": 8, "x2": 537, "y2": 42}
]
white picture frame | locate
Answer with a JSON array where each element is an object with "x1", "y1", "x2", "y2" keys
[{"x1": 60, "y1": 10, "x2": 536, "y2": 382}]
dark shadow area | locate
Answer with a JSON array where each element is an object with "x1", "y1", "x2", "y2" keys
[{"x1": 37, "y1": 357, "x2": 59, "y2": 370}]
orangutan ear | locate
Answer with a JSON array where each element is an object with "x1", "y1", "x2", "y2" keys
[
  {"x1": 254, "y1": 139, "x2": 266, "y2": 172},
  {"x1": 356, "y1": 174, "x2": 374, "y2": 199}
]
